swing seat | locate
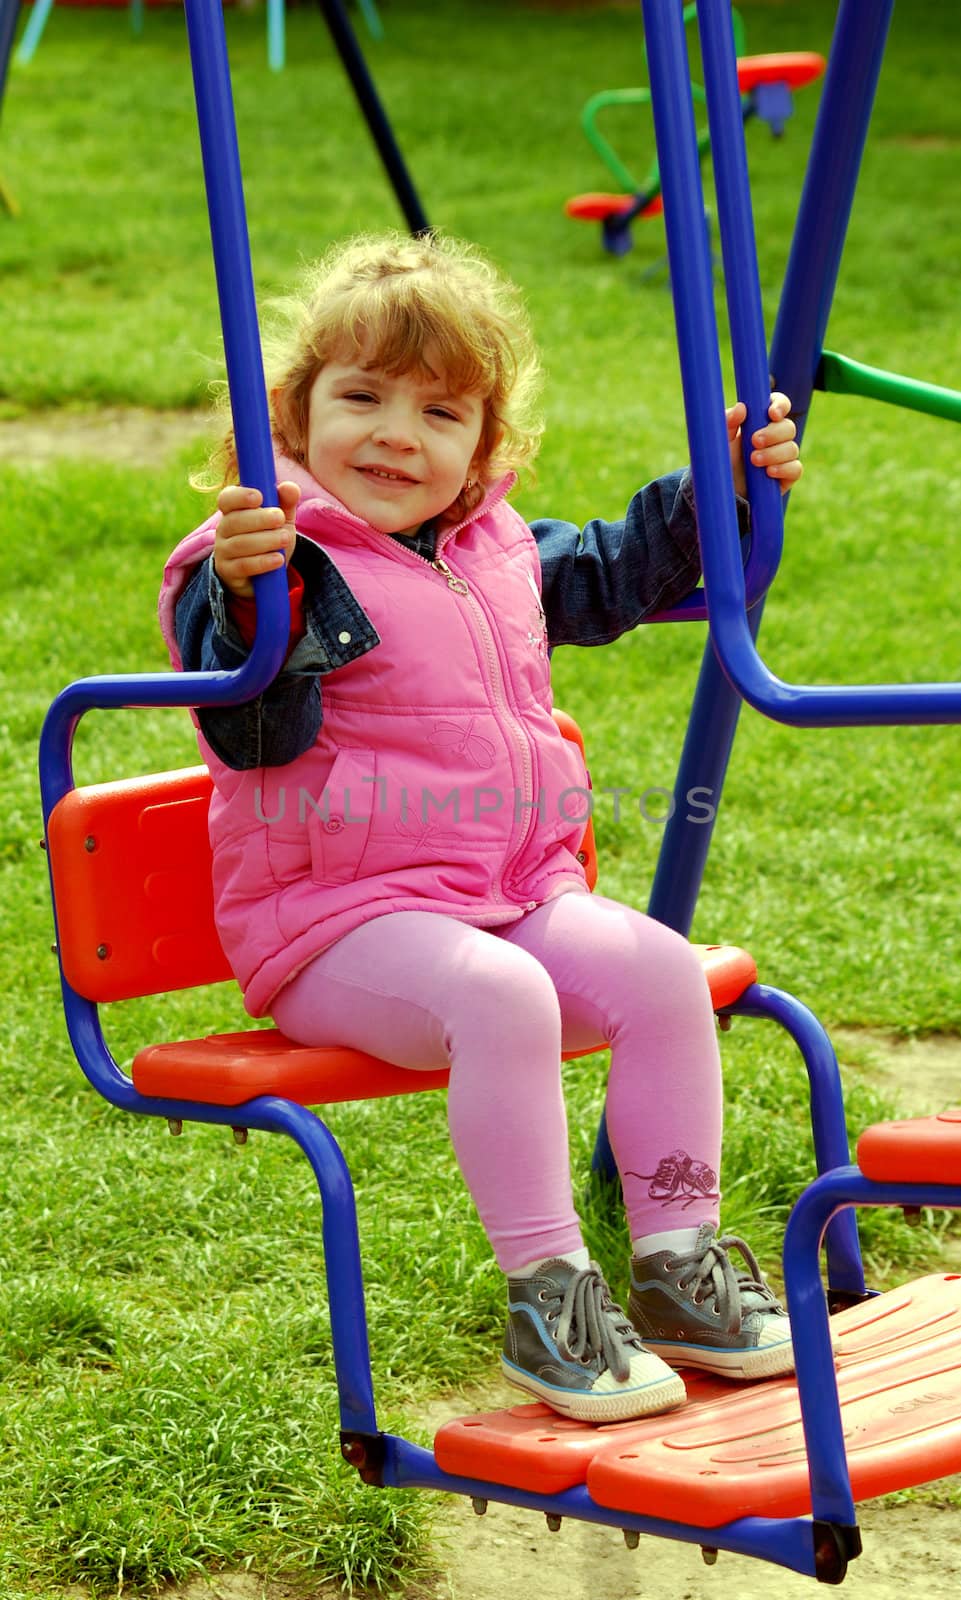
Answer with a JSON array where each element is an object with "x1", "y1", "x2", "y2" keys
[
  {"x1": 43, "y1": 718, "x2": 961, "y2": 1559},
  {"x1": 45, "y1": 712, "x2": 757, "y2": 1110},
  {"x1": 435, "y1": 1272, "x2": 961, "y2": 1525},
  {"x1": 735, "y1": 52, "x2": 826, "y2": 94}
]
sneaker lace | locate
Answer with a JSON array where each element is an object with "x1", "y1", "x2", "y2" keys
[
  {"x1": 551, "y1": 1266, "x2": 642, "y2": 1382},
  {"x1": 668, "y1": 1231, "x2": 781, "y2": 1335}
]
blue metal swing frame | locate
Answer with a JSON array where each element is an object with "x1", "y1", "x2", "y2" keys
[{"x1": 37, "y1": 0, "x2": 961, "y2": 1585}]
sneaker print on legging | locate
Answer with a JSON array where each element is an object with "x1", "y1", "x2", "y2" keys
[{"x1": 626, "y1": 1148, "x2": 721, "y2": 1209}]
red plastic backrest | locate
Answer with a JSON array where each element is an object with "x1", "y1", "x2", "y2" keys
[
  {"x1": 47, "y1": 714, "x2": 597, "y2": 1004},
  {"x1": 48, "y1": 766, "x2": 227, "y2": 1002}
]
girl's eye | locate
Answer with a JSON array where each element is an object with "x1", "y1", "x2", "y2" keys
[
  {"x1": 345, "y1": 390, "x2": 377, "y2": 404},
  {"x1": 427, "y1": 406, "x2": 458, "y2": 421}
]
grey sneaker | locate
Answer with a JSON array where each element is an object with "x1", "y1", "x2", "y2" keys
[
  {"x1": 502, "y1": 1259, "x2": 687, "y2": 1423},
  {"x1": 628, "y1": 1224, "x2": 794, "y2": 1380}
]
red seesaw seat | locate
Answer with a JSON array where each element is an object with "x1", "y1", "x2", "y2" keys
[
  {"x1": 435, "y1": 1273, "x2": 961, "y2": 1525},
  {"x1": 858, "y1": 1108, "x2": 961, "y2": 1184},
  {"x1": 45, "y1": 716, "x2": 757, "y2": 1109},
  {"x1": 735, "y1": 51, "x2": 826, "y2": 93},
  {"x1": 565, "y1": 192, "x2": 663, "y2": 224}
]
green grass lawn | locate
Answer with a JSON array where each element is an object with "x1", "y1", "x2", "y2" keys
[{"x1": 1, "y1": 1, "x2": 960, "y2": 1593}]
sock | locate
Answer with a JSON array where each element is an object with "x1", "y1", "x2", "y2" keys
[
  {"x1": 631, "y1": 1226, "x2": 705, "y2": 1260},
  {"x1": 509, "y1": 1246, "x2": 591, "y2": 1278}
]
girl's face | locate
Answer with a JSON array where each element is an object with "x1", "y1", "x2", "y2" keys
[{"x1": 304, "y1": 347, "x2": 485, "y2": 538}]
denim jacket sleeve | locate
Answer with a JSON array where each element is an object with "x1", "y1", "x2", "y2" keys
[
  {"x1": 532, "y1": 467, "x2": 749, "y2": 647},
  {"x1": 174, "y1": 534, "x2": 380, "y2": 771}
]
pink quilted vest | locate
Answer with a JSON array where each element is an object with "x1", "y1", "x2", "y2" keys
[{"x1": 159, "y1": 461, "x2": 589, "y2": 1017}]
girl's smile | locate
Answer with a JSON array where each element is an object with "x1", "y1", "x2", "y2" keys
[{"x1": 305, "y1": 350, "x2": 485, "y2": 538}]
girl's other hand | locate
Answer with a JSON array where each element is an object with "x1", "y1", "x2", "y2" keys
[
  {"x1": 213, "y1": 480, "x2": 301, "y2": 599},
  {"x1": 727, "y1": 392, "x2": 802, "y2": 498}
]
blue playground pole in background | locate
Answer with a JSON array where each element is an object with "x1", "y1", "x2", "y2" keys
[
  {"x1": 267, "y1": 0, "x2": 284, "y2": 71},
  {"x1": 15, "y1": 0, "x2": 52, "y2": 65},
  {"x1": 770, "y1": 0, "x2": 895, "y2": 429}
]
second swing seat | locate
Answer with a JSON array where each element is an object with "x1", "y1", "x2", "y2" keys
[{"x1": 435, "y1": 1272, "x2": 961, "y2": 1526}]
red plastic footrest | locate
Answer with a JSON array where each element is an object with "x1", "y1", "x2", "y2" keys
[{"x1": 434, "y1": 1275, "x2": 961, "y2": 1525}]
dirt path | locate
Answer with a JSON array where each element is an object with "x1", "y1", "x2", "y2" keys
[
  {"x1": 0, "y1": 406, "x2": 213, "y2": 467},
  {"x1": 435, "y1": 1497, "x2": 961, "y2": 1600},
  {"x1": 130, "y1": 1493, "x2": 960, "y2": 1600}
]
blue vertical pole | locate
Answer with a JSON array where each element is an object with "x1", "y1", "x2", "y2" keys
[
  {"x1": 182, "y1": 0, "x2": 279, "y2": 509},
  {"x1": 591, "y1": 635, "x2": 753, "y2": 1176},
  {"x1": 596, "y1": 0, "x2": 897, "y2": 1211},
  {"x1": 770, "y1": 0, "x2": 895, "y2": 432},
  {"x1": 594, "y1": 0, "x2": 762, "y2": 1182},
  {"x1": 0, "y1": 0, "x2": 19, "y2": 109}
]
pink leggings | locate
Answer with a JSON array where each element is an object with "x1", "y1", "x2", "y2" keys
[{"x1": 271, "y1": 892, "x2": 723, "y2": 1274}]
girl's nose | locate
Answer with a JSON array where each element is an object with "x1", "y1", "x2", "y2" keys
[{"x1": 373, "y1": 405, "x2": 419, "y2": 450}]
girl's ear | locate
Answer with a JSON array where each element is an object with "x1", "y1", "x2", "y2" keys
[{"x1": 271, "y1": 383, "x2": 306, "y2": 461}]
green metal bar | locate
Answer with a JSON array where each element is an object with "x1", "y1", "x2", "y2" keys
[
  {"x1": 581, "y1": 87, "x2": 655, "y2": 193},
  {"x1": 581, "y1": 85, "x2": 710, "y2": 197},
  {"x1": 818, "y1": 349, "x2": 961, "y2": 424}
]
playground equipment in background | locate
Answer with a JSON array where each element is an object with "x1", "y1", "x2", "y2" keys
[
  {"x1": 267, "y1": 0, "x2": 383, "y2": 72},
  {"x1": 3, "y1": 0, "x2": 426, "y2": 231},
  {"x1": 566, "y1": 5, "x2": 824, "y2": 259},
  {"x1": 16, "y1": 0, "x2": 149, "y2": 62},
  {"x1": 37, "y1": 0, "x2": 961, "y2": 1587},
  {"x1": 12, "y1": 0, "x2": 384, "y2": 71}
]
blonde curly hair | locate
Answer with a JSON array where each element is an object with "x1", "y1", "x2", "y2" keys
[{"x1": 197, "y1": 231, "x2": 545, "y2": 524}]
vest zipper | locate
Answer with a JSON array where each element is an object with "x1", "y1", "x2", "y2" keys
[
  {"x1": 385, "y1": 514, "x2": 542, "y2": 910},
  {"x1": 431, "y1": 556, "x2": 469, "y2": 595},
  {"x1": 425, "y1": 550, "x2": 540, "y2": 903}
]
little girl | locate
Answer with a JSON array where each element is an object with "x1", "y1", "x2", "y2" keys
[{"x1": 160, "y1": 231, "x2": 802, "y2": 1424}]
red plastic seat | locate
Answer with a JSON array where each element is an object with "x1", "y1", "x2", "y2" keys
[
  {"x1": 735, "y1": 51, "x2": 826, "y2": 93},
  {"x1": 435, "y1": 1274, "x2": 961, "y2": 1525},
  {"x1": 857, "y1": 1108, "x2": 961, "y2": 1185},
  {"x1": 129, "y1": 943, "x2": 755, "y2": 1106}
]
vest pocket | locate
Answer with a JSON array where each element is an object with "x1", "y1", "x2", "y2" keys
[{"x1": 305, "y1": 747, "x2": 379, "y2": 886}]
